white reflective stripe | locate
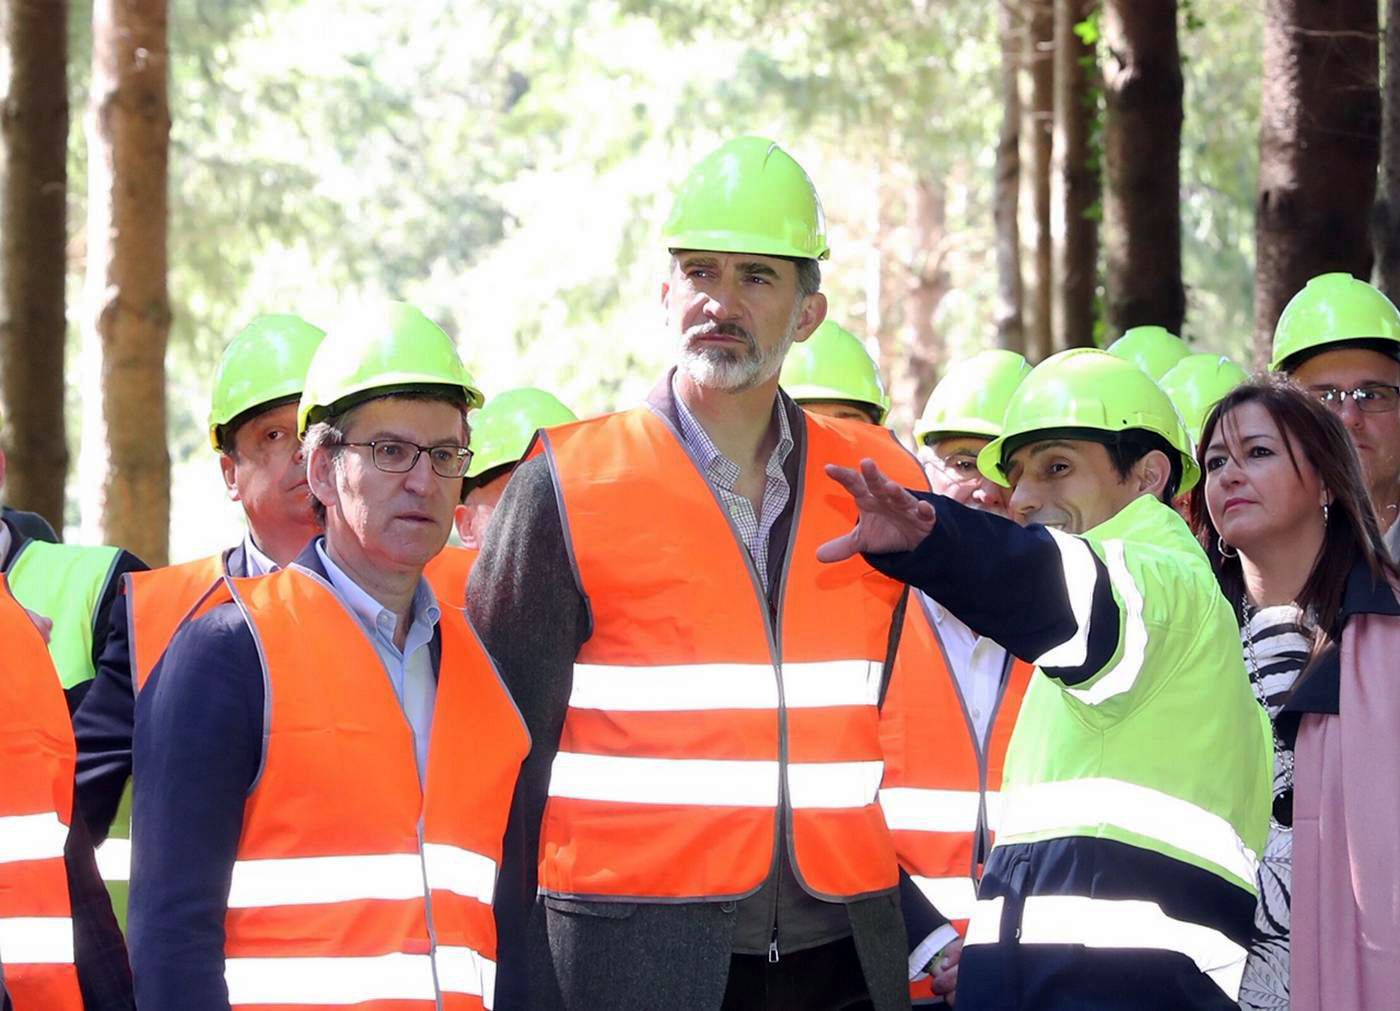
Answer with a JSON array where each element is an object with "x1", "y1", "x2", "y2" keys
[
  {"x1": 1066, "y1": 540, "x2": 1148, "y2": 705},
  {"x1": 998, "y1": 778, "x2": 1258, "y2": 886},
  {"x1": 910, "y1": 875, "x2": 978, "y2": 920},
  {"x1": 435, "y1": 944, "x2": 497, "y2": 1006},
  {"x1": 95, "y1": 838, "x2": 131, "y2": 883},
  {"x1": 225, "y1": 952, "x2": 436, "y2": 1005},
  {"x1": 0, "y1": 917, "x2": 74, "y2": 964},
  {"x1": 0, "y1": 812, "x2": 68, "y2": 865},
  {"x1": 423, "y1": 843, "x2": 497, "y2": 905},
  {"x1": 227, "y1": 853, "x2": 425, "y2": 909},
  {"x1": 1032, "y1": 529, "x2": 1099, "y2": 668},
  {"x1": 548, "y1": 752, "x2": 779, "y2": 807},
  {"x1": 569, "y1": 662, "x2": 777, "y2": 712},
  {"x1": 984, "y1": 790, "x2": 1004, "y2": 834},
  {"x1": 788, "y1": 761, "x2": 884, "y2": 809},
  {"x1": 878, "y1": 787, "x2": 981, "y2": 832},
  {"x1": 967, "y1": 894, "x2": 1247, "y2": 998},
  {"x1": 781, "y1": 660, "x2": 882, "y2": 708}
]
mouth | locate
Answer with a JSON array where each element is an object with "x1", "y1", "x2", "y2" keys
[
  {"x1": 1222, "y1": 498, "x2": 1253, "y2": 513},
  {"x1": 395, "y1": 511, "x2": 437, "y2": 524}
]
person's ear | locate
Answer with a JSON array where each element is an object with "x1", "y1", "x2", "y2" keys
[
  {"x1": 306, "y1": 445, "x2": 338, "y2": 518},
  {"x1": 1134, "y1": 449, "x2": 1172, "y2": 499}
]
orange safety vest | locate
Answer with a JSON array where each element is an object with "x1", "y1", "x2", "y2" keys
[
  {"x1": 126, "y1": 552, "x2": 226, "y2": 692},
  {"x1": 218, "y1": 564, "x2": 529, "y2": 1010},
  {"x1": 0, "y1": 574, "x2": 83, "y2": 1010},
  {"x1": 537, "y1": 405, "x2": 926, "y2": 902},
  {"x1": 878, "y1": 595, "x2": 1033, "y2": 1004},
  {"x1": 424, "y1": 545, "x2": 478, "y2": 611}
]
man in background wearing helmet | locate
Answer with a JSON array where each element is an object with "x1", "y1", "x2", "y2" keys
[
  {"x1": 820, "y1": 348, "x2": 1271, "y2": 1009},
  {"x1": 71, "y1": 314, "x2": 326, "y2": 919},
  {"x1": 886, "y1": 349, "x2": 1035, "y2": 1005},
  {"x1": 423, "y1": 387, "x2": 577, "y2": 608},
  {"x1": 1271, "y1": 273, "x2": 1400, "y2": 553},
  {"x1": 471, "y1": 137, "x2": 927, "y2": 1011},
  {"x1": 780, "y1": 319, "x2": 891, "y2": 425},
  {"x1": 1105, "y1": 325, "x2": 1191, "y2": 382},
  {"x1": 1159, "y1": 353, "x2": 1249, "y2": 519},
  {"x1": 127, "y1": 303, "x2": 527, "y2": 1010}
]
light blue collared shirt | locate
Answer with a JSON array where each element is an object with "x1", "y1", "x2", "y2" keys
[{"x1": 314, "y1": 538, "x2": 441, "y2": 778}]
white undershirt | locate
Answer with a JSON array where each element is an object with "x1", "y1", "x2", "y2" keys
[
  {"x1": 0, "y1": 521, "x2": 11, "y2": 567},
  {"x1": 921, "y1": 592, "x2": 1008, "y2": 747},
  {"x1": 241, "y1": 533, "x2": 279, "y2": 577}
]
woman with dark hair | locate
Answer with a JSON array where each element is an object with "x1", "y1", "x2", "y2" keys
[{"x1": 1192, "y1": 375, "x2": 1400, "y2": 1011}]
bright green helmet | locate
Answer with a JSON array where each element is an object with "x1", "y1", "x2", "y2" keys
[
  {"x1": 663, "y1": 137, "x2": 829, "y2": 261},
  {"x1": 780, "y1": 320, "x2": 889, "y2": 422},
  {"x1": 978, "y1": 348, "x2": 1200, "y2": 496},
  {"x1": 208, "y1": 314, "x2": 326, "y2": 451},
  {"x1": 1269, "y1": 272, "x2": 1400, "y2": 372},
  {"x1": 1159, "y1": 353, "x2": 1249, "y2": 445},
  {"x1": 1106, "y1": 325, "x2": 1191, "y2": 381},
  {"x1": 467, "y1": 388, "x2": 578, "y2": 481},
  {"x1": 297, "y1": 301, "x2": 484, "y2": 437},
  {"x1": 914, "y1": 349, "x2": 1032, "y2": 445}
]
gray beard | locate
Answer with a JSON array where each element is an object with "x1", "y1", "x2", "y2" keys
[{"x1": 676, "y1": 306, "x2": 802, "y2": 394}]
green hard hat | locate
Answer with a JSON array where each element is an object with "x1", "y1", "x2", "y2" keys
[
  {"x1": 914, "y1": 349, "x2": 1032, "y2": 445},
  {"x1": 663, "y1": 136, "x2": 829, "y2": 261},
  {"x1": 780, "y1": 320, "x2": 889, "y2": 422},
  {"x1": 1270, "y1": 272, "x2": 1400, "y2": 372},
  {"x1": 208, "y1": 314, "x2": 326, "y2": 451},
  {"x1": 1159, "y1": 353, "x2": 1249, "y2": 445},
  {"x1": 297, "y1": 301, "x2": 484, "y2": 437},
  {"x1": 467, "y1": 387, "x2": 578, "y2": 480},
  {"x1": 1106, "y1": 325, "x2": 1191, "y2": 381},
  {"x1": 978, "y1": 348, "x2": 1200, "y2": 495}
]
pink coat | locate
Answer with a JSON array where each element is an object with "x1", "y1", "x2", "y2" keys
[{"x1": 1291, "y1": 607, "x2": 1400, "y2": 1010}]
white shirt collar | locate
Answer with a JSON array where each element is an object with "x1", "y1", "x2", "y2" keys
[
  {"x1": 242, "y1": 533, "x2": 280, "y2": 577},
  {"x1": 313, "y1": 538, "x2": 440, "y2": 645},
  {"x1": 0, "y1": 520, "x2": 11, "y2": 568}
]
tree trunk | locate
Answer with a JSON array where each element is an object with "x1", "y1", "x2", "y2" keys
[
  {"x1": 1257, "y1": 0, "x2": 1380, "y2": 366},
  {"x1": 84, "y1": 0, "x2": 171, "y2": 564},
  {"x1": 886, "y1": 177, "x2": 949, "y2": 439},
  {"x1": 1, "y1": 0, "x2": 69, "y2": 532},
  {"x1": 1375, "y1": 0, "x2": 1400, "y2": 301},
  {"x1": 1101, "y1": 0, "x2": 1184, "y2": 340},
  {"x1": 1019, "y1": 0, "x2": 1055, "y2": 362},
  {"x1": 994, "y1": 0, "x2": 1025, "y2": 354},
  {"x1": 1053, "y1": 0, "x2": 1101, "y2": 350}
]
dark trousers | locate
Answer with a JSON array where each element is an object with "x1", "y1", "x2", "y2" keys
[{"x1": 721, "y1": 936, "x2": 875, "y2": 1011}]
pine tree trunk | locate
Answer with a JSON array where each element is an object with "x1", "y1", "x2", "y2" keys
[
  {"x1": 1101, "y1": 0, "x2": 1184, "y2": 340},
  {"x1": 1375, "y1": 0, "x2": 1400, "y2": 301},
  {"x1": 84, "y1": 0, "x2": 170, "y2": 564},
  {"x1": 1019, "y1": 0, "x2": 1055, "y2": 362},
  {"x1": 994, "y1": 0, "x2": 1025, "y2": 354},
  {"x1": 1, "y1": 0, "x2": 69, "y2": 532},
  {"x1": 1256, "y1": 0, "x2": 1380, "y2": 366},
  {"x1": 1053, "y1": 0, "x2": 1101, "y2": 350}
]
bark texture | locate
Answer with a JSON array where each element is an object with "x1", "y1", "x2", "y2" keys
[
  {"x1": 1019, "y1": 0, "x2": 1055, "y2": 362},
  {"x1": 1257, "y1": 0, "x2": 1379, "y2": 366},
  {"x1": 1052, "y1": 0, "x2": 1101, "y2": 350},
  {"x1": 1372, "y1": 1, "x2": 1400, "y2": 303},
  {"x1": 995, "y1": 0, "x2": 1025, "y2": 353},
  {"x1": 1, "y1": 0, "x2": 69, "y2": 531},
  {"x1": 1101, "y1": 0, "x2": 1184, "y2": 340},
  {"x1": 85, "y1": 0, "x2": 171, "y2": 564}
]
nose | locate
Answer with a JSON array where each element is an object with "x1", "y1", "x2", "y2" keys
[
  {"x1": 702, "y1": 272, "x2": 742, "y2": 321},
  {"x1": 972, "y1": 478, "x2": 1008, "y2": 513},
  {"x1": 1007, "y1": 481, "x2": 1038, "y2": 526},
  {"x1": 1335, "y1": 396, "x2": 1366, "y2": 430},
  {"x1": 402, "y1": 449, "x2": 437, "y2": 495}
]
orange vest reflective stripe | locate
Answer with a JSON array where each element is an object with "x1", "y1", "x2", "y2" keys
[
  {"x1": 879, "y1": 595, "x2": 1033, "y2": 1002},
  {"x1": 538, "y1": 406, "x2": 925, "y2": 901},
  {"x1": 126, "y1": 553, "x2": 226, "y2": 693},
  {"x1": 221, "y1": 565, "x2": 529, "y2": 1010},
  {"x1": 0, "y1": 574, "x2": 82, "y2": 1010},
  {"x1": 424, "y1": 546, "x2": 478, "y2": 610}
]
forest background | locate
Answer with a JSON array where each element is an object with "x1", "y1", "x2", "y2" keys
[{"x1": 0, "y1": 0, "x2": 1393, "y2": 563}]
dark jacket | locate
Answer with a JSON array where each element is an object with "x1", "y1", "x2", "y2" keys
[
  {"x1": 1, "y1": 504, "x2": 58, "y2": 544},
  {"x1": 468, "y1": 376, "x2": 917, "y2": 1011}
]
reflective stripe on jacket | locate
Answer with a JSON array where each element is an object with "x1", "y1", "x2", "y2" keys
[
  {"x1": 538, "y1": 405, "x2": 924, "y2": 902},
  {"x1": 221, "y1": 564, "x2": 529, "y2": 1010},
  {"x1": 0, "y1": 573, "x2": 83, "y2": 1009}
]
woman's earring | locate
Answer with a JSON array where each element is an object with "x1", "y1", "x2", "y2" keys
[
  {"x1": 1218, "y1": 534, "x2": 1238, "y2": 558},
  {"x1": 1323, "y1": 502, "x2": 1330, "y2": 526}
]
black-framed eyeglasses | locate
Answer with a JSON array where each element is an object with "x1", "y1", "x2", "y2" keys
[
  {"x1": 339, "y1": 440, "x2": 473, "y2": 478},
  {"x1": 1313, "y1": 384, "x2": 1400, "y2": 414}
]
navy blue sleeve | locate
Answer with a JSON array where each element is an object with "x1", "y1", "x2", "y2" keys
[
  {"x1": 73, "y1": 592, "x2": 136, "y2": 842},
  {"x1": 866, "y1": 492, "x2": 1120, "y2": 683},
  {"x1": 128, "y1": 603, "x2": 262, "y2": 1011},
  {"x1": 65, "y1": 801, "x2": 134, "y2": 1008}
]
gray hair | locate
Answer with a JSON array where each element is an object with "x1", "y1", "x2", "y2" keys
[{"x1": 301, "y1": 389, "x2": 470, "y2": 524}]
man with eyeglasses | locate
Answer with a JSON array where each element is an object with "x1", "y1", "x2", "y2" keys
[
  {"x1": 1271, "y1": 273, "x2": 1400, "y2": 554},
  {"x1": 127, "y1": 302, "x2": 529, "y2": 1011}
]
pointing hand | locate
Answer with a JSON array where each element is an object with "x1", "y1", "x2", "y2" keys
[{"x1": 816, "y1": 458, "x2": 936, "y2": 563}]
